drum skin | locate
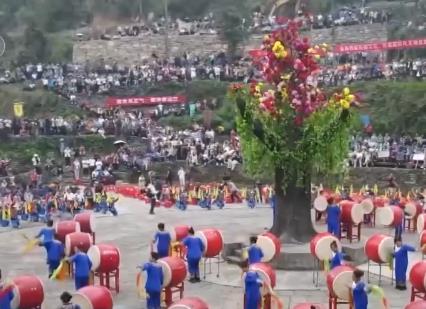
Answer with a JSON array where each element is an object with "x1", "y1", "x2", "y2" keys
[
  {"x1": 169, "y1": 297, "x2": 209, "y2": 309},
  {"x1": 409, "y1": 261, "x2": 426, "y2": 293},
  {"x1": 360, "y1": 198, "x2": 374, "y2": 214},
  {"x1": 314, "y1": 195, "x2": 328, "y2": 212},
  {"x1": 87, "y1": 244, "x2": 120, "y2": 273},
  {"x1": 74, "y1": 212, "x2": 96, "y2": 234},
  {"x1": 417, "y1": 214, "x2": 426, "y2": 234},
  {"x1": 364, "y1": 234, "x2": 394, "y2": 264},
  {"x1": 310, "y1": 232, "x2": 341, "y2": 261},
  {"x1": 72, "y1": 286, "x2": 113, "y2": 309},
  {"x1": 195, "y1": 229, "x2": 224, "y2": 258},
  {"x1": 257, "y1": 232, "x2": 281, "y2": 262},
  {"x1": 377, "y1": 206, "x2": 403, "y2": 227},
  {"x1": 326, "y1": 265, "x2": 354, "y2": 301},
  {"x1": 65, "y1": 232, "x2": 93, "y2": 256},
  {"x1": 158, "y1": 257, "x2": 187, "y2": 287},
  {"x1": 11, "y1": 276, "x2": 44, "y2": 309},
  {"x1": 55, "y1": 221, "x2": 81, "y2": 243},
  {"x1": 405, "y1": 300, "x2": 426, "y2": 309}
]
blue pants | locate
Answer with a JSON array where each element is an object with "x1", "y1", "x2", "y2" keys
[
  {"x1": 108, "y1": 205, "x2": 118, "y2": 216},
  {"x1": 247, "y1": 198, "x2": 256, "y2": 209},
  {"x1": 146, "y1": 290, "x2": 161, "y2": 309},
  {"x1": 395, "y1": 224, "x2": 403, "y2": 239},
  {"x1": 245, "y1": 294, "x2": 261, "y2": 309},
  {"x1": 327, "y1": 222, "x2": 340, "y2": 238},
  {"x1": 75, "y1": 276, "x2": 89, "y2": 290},
  {"x1": 11, "y1": 218, "x2": 20, "y2": 228},
  {"x1": 48, "y1": 260, "x2": 60, "y2": 277},
  {"x1": 187, "y1": 257, "x2": 201, "y2": 277}
]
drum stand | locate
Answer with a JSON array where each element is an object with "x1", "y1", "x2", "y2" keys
[
  {"x1": 340, "y1": 222, "x2": 361, "y2": 243},
  {"x1": 202, "y1": 255, "x2": 224, "y2": 279},
  {"x1": 363, "y1": 209, "x2": 376, "y2": 227},
  {"x1": 163, "y1": 282, "x2": 184, "y2": 306},
  {"x1": 366, "y1": 259, "x2": 393, "y2": 286},
  {"x1": 410, "y1": 286, "x2": 426, "y2": 301},
  {"x1": 328, "y1": 292, "x2": 353, "y2": 309},
  {"x1": 312, "y1": 258, "x2": 323, "y2": 287},
  {"x1": 93, "y1": 268, "x2": 120, "y2": 293},
  {"x1": 404, "y1": 216, "x2": 416, "y2": 233}
]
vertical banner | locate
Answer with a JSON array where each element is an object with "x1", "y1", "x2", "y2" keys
[{"x1": 13, "y1": 102, "x2": 24, "y2": 118}]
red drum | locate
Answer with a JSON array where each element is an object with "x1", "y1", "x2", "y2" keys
[
  {"x1": 195, "y1": 229, "x2": 224, "y2": 258},
  {"x1": 55, "y1": 220, "x2": 81, "y2": 243},
  {"x1": 169, "y1": 297, "x2": 209, "y2": 309},
  {"x1": 377, "y1": 206, "x2": 403, "y2": 227},
  {"x1": 11, "y1": 276, "x2": 44, "y2": 309},
  {"x1": 313, "y1": 195, "x2": 328, "y2": 212},
  {"x1": 340, "y1": 201, "x2": 364, "y2": 224},
  {"x1": 256, "y1": 232, "x2": 281, "y2": 262},
  {"x1": 326, "y1": 265, "x2": 354, "y2": 301},
  {"x1": 293, "y1": 304, "x2": 326, "y2": 309},
  {"x1": 364, "y1": 234, "x2": 394, "y2": 264},
  {"x1": 74, "y1": 212, "x2": 96, "y2": 234},
  {"x1": 248, "y1": 263, "x2": 276, "y2": 296},
  {"x1": 410, "y1": 261, "x2": 426, "y2": 293},
  {"x1": 360, "y1": 198, "x2": 374, "y2": 215},
  {"x1": 65, "y1": 232, "x2": 93, "y2": 256},
  {"x1": 310, "y1": 232, "x2": 341, "y2": 261},
  {"x1": 72, "y1": 286, "x2": 113, "y2": 309},
  {"x1": 405, "y1": 300, "x2": 426, "y2": 309},
  {"x1": 158, "y1": 257, "x2": 187, "y2": 287},
  {"x1": 171, "y1": 225, "x2": 190, "y2": 242},
  {"x1": 405, "y1": 202, "x2": 422, "y2": 220},
  {"x1": 373, "y1": 196, "x2": 389, "y2": 208},
  {"x1": 417, "y1": 214, "x2": 426, "y2": 234},
  {"x1": 87, "y1": 244, "x2": 121, "y2": 273}
]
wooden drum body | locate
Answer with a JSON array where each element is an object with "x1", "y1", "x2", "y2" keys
[
  {"x1": 169, "y1": 297, "x2": 209, "y2": 309},
  {"x1": 65, "y1": 232, "x2": 93, "y2": 256},
  {"x1": 74, "y1": 212, "x2": 96, "y2": 235},
  {"x1": 171, "y1": 225, "x2": 190, "y2": 242},
  {"x1": 158, "y1": 257, "x2": 187, "y2": 287},
  {"x1": 377, "y1": 206, "x2": 403, "y2": 227},
  {"x1": 55, "y1": 220, "x2": 81, "y2": 243},
  {"x1": 87, "y1": 244, "x2": 120, "y2": 273},
  {"x1": 326, "y1": 265, "x2": 354, "y2": 301},
  {"x1": 11, "y1": 276, "x2": 44, "y2": 309},
  {"x1": 72, "y1": 286, "x2": 113, "y2": 309},
  {"x1": 340, "y1": 201, "x2": 364, "y2": 225},
  {"x1": 195, "y1": 229, "x2": 224, "y2": 258},
  {"x1": 364, "y1": 234, "x2": 394, "y2": 264},
  {"x1": 409, "y1": 261, "x2": 426, "y2": 293}
]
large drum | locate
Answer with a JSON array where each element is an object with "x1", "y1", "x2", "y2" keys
[
  {"x1": 10, "y1": 276, "x2": 44, "y2": 309},
  {"x1": 314, "y1": 195, "x2": 328, "y2": 212},
  {"x1": 171, "y1": 225, "x2": 190, "y2": 242},
  {"x1": 87, "y1": 244, "x2": 121, "y2": 273},
  {"x1": 404, "y1": 202, "x2": 422, "y2": 220},
  {"x1": 405, "y1": 300, "x2": 426, "y2": 309},
  {"x1": 310, "y1": 232, "x2": 341, "y2": 261},
  {"x1": 340, "y1": 201, "x2": 364, "y2": 224},
  {"x1": 293, "y1": 304, "x2": 326, "y2": 309},
  {"x1": 409, "y1": 261, "x2": 426, "y2": 293},
  {"x1": 326, "y1": 265, "x2": 354, "y2": 301},
  {"x1": 417, "y1": 214, "x2": 426, "y2": 234},
  {"x1": 248, "y1": 263, "x2": 276, "y2": 296},
  {"x1": 72, "y1": 286, "x2": 113, "y2": 309},
  {"x1": 158, "y1": 257, "x2": 187, "y2": 287},
  {"x1": 65, "y1": 232, "x2": 93, "y2": 256},
  {"x1": 256, "y1": 232, "x2": 281, "y2": 262},
  {"x1": 376, "y1": 206, "x2": 403, "y2": 227},
  {"x1": 364, "y1": 234, "x2": 394, "y2": 264},
  {"x1": 55, "y1": 220, "x2": 81, "y2": 243},
  {"x1": 373, "y1": 196, "x2": 389, "y2": 208},
  {"x1": 360, "y1": 198, "x2": 374, "y2": 215},
  {"x1": 74, "y1": 212, "x2": 96, "y2": 235},
  {"x1": 169, "y1": 297, "x2": 209, "y2": 309},
  {"x1": 195, "y1": 229, "x2": 224, "y2": 258}
]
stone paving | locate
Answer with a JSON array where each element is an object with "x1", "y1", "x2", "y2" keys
[{"x1": 0, "y1": 197, "x2": 422, "y2": 308}]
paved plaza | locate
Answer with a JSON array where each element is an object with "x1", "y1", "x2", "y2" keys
[{"x1": 0, "y1": 197, "x2": 423, "y2": 308}]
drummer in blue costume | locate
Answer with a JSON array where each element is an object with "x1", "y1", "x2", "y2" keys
[
  {"x1": 0, "y1": 270, "x2": 14, "y2": 309},
  {"x1": 35, "y1": 219, "x2": 55, "y2": 244},
  {"x1": 330, "y1": 240, "x2": 345, "y2": 269},
  {"x1": 139, "y1": 252, "x2": 163, "y2": 309},
  {"x1": 326, "y1": 197, "x2": 341, "y2": 238},
  {"x1": 182, "y1": 227, "x2": 204, "y2": 283},
  {"x1": 247, "y1": 236, "x2": 263, "y2": 265},
  {"x1": 66, "y1": 246, "x2": 92, "y2": 290},
  {"x1": 352, "y1": 269, "x2": 370, "y2": 309},
  {"x1": 40, "y1": 236, "x2": 65, "y2": 278},
  {"x1": 393, "y1": 236, "x2": 415, "y2": 290},
  {"x1": 152, "y1": 223, "x2": 171, "y2": 258},
  {"x1": 244, "y1": 270, "x2": 262, "y2": 309}
]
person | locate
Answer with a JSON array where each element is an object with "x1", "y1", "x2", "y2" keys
[
  {"x1": 106, "y1": 193, "x2": 118, "y2": 216},
  {"x1": 165, "y1": 169, "x2": 173, "y2": 187},
  {"x1": 40, "y1": 236, "x2": 65, "y2": 278},
  {"x1": 66, "y1": 247, "x2": 92, "y2": 290},
  {"x1": 330, "y1": 241, "x2": 344, "y2": 269},
  {"x1": 326, "y1": 197, "x2": 341, "y2": 238},
  {"x1": 247, "y1": 187, "x2": 256, "y2": 209},
  {"x1": 152, "y1": 223, "x2": 171, "y2": 258},
  {"x1": 244, "y1": 270, "x2": 262, "y2": 309},
  {"x1": 352, "y1": 269, "x2": 369, "y2": 309},
  {"x1": 57, "y1": 291, "x2": 81, "y2": 309},
  {"x1": 139, "y1": 252, "x2": 163, "y2": 309},
  {"x1": 226, "y1": 181, "x2": 240, "y2": 203},
  {"x1": 182, "y1": 227, "x2": 204, "y2": 283},
  {"x1": 146, "y1": 182, "x2": 158, "y2": 215},
  {"x1": 393, "y1": 237, "x2": 415, "y2": 290},
  {"x1": 35, "y1": 219, "x2": 55, "y2": 243},
  {"x1": 176, "y1": 190, "x2": 187, "y2": 211},
  {"x1": 213, "y1": 184, "x2": 225, "y2": 209},
  {"x1": 0, "y1": 270, "x2": 14, "y2": 309},
  {"x1": 247, "y1": 236, "x2": 263, "y2": 265},
  {"x1": 178, "y1": 168, "x2": 185, "y2": 188},
  {"x1": 138, "y1": 174, "x2": 146, "y2": 194}
]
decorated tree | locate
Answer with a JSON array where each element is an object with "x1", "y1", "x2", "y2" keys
[{"x1": 229, "y1": 21, "x2": 357, "y2": 243}]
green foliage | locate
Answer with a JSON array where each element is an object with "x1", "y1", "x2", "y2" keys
[{"x1": 17, "y1": 26, "x2": 50, "y2": 65}]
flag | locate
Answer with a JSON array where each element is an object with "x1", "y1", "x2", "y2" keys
[
  {"x1": 136, "y1": 272, "x2": 146, "y2": 299},
  {"x1": 323, "y1": 259, "x2": 330, "y2": 272},
  {"x1": 50, "y1": 259, "x2": 66, "y2": 280},
  {"x1": 373, "y1": 184, "x2": 378, "y2": 195},
  {"x1": 369, "y1": 285, "x2": 389, "y2": 309},
  {"x1": 350, "y1": 185, "x2": 353, "y2": 195},
  {"x1": 335, "y1": 186, "x2": 340, "y2": 195}
]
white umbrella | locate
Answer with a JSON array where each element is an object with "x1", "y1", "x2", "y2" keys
[{"x1": 114, "y1": 140, "x2": 127, "y2": 145}]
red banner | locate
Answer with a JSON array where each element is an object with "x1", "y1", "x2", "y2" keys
[
  {"x1": 333, "y1": 38, "x2": 426, "y2": 54},
  {"x1": 106, "y1": 96, "x2": 187, "y2": 108}
]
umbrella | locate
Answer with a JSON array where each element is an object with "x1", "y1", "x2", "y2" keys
[{"x1": 114, "y1": 140, "x2": 127, "y2": 145}]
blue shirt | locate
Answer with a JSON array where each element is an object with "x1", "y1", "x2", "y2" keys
[
  {"x1": 43, "y1": 240, "x2": 64, "y2": 263},
  {"x1": 352, "y1": 281, "x2": 368, "y2": 309},
  {"x1": 245, "y1": 271, "x2": 261, "y2": 303},
  {"x1": 248, "y1": 245, "x2": 264, "y2": 265},
  {"x1": 154, "y1": 231, "x2": 171, "y2": 254},
  {"x1": 330, "y1": 252, "x2": 344, "y2": 269},
  {"x1": 0, "y1": 285, "x2": 13, "y2": 309},
  {"x1": 143, "y1": 262, "x2": 163, "y2": 293},
  {"x1": 69, "y1": 252, "x2": 92, "y2": 278},
  {"x1": 36, "y1": 227, "x2": 54, "y2": 242},
  {"x1": 326, "y1": 205, "x2": 341, "y2": 225},
  {"x1": 183, "y1": 236, "x2": 205, "y2": 260}
]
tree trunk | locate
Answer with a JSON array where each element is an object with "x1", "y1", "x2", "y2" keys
[{"x1": 270, "y1": 167, "x2": 316, "y2": 243}]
